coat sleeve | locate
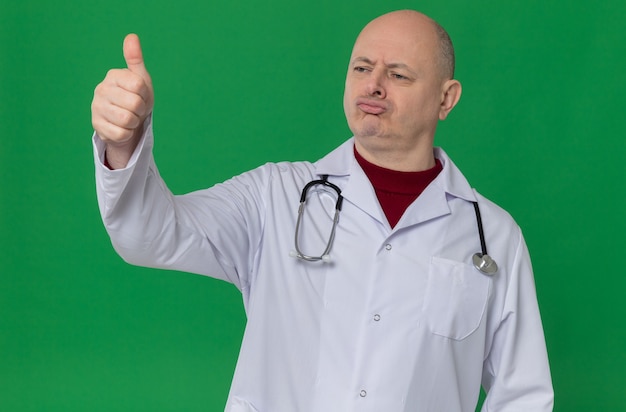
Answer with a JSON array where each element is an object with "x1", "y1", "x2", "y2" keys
[
  {"x1": 480, "y1": 230, "x2": 554, "y2": 411},
  {"x1": 93, "y1": 116, "x2": 267, "y2": 292}
]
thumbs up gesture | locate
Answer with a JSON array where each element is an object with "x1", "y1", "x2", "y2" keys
[{"x1": 91, "y1": 34, "x2": 154, "y2": 168}]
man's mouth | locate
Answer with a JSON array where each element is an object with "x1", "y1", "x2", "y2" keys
[{"x1": 356, "y1": 98, "x2": 387, "y2": 115}]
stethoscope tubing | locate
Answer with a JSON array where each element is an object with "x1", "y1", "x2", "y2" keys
[
  {"x1": 293, "y1": 176, "x2": 498, "y2": 275},
  {"x1": 293, "y1": 176, "x2": 344, "y2": 262},
  {"x1": 471, "y1": 201, "x2": 498, "y2": 275}
]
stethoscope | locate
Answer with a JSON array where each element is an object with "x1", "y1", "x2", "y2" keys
[{"x1": 291, "y1": 176, "x2": 498, "y2": 276}]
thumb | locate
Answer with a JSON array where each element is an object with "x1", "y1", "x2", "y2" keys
[{"x1": 123, "y1": 33, "x2": 151, "y2": 82}]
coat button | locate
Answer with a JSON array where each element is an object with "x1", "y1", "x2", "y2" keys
[
  {"x1": 373, "y1": 314, "x2": 381, "y2": 322},
  {"x1": 385, "y1": 244, "x2": 392, "y2": 251},
  {"x1": 360, "y1": 390, "x2": 367, "y2": 397}
]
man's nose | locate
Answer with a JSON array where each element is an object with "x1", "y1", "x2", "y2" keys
[{"x1": 365, "y1": 71, "x2": 386, "y2": 98}]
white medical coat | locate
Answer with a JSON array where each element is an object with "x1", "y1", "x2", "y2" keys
[{"x1": 94, "y1": 119, "x2": 553, "y2": 412}]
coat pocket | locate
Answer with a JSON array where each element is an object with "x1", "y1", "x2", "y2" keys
[
  {"x1": 227, "y1": 397, "x2": 260, "y2": 412},
  {"x1": 422, "y1": 256, "x2": 491, "y2": 340}
]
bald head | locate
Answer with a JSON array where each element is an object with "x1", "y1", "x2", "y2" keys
[{"x1": 354, "y1": 10, "x2": 455, "y2": 80}]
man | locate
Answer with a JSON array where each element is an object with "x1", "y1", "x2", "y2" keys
[{"x1": 92, "y1": 10, "x2": 553, "y2": 411}]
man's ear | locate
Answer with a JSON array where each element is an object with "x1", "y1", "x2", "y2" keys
[{"x1": 439, "y1": 79, "x2": 462, "y2": 120}]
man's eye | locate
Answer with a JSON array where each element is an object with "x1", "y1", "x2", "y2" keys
[
  {"x1": 391, "y1": 73, "x2": 408, "y2": 80},
  {"x1": 354, "y1": 66, "x2": 370, "y2": 73}
]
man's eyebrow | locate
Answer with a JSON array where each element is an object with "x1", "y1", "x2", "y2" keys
[
  {"x1": 351, "y1": 56, "x2": 376, "y2": 65},
  {"x1": 351, "y1": 57, "x2": 418, "y2": 75},
  {"x1": 387, "y1": 62, "x2": 410, "y2": 70}
]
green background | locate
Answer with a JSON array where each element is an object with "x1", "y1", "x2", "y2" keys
[{"x1": 2, "y1": 0, "x2": 625, "y2": 410}]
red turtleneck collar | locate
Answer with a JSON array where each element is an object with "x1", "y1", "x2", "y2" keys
[{"x1": 354, "y1": 146, "x2": 442, "y2": 228}]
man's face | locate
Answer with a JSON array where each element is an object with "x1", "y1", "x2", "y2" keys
[{"x1": 343, "y1": 13, "x2": 453, "y2": 161}]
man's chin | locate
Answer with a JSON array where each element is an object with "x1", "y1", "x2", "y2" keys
[
  {"x1": 354, "y1": 128, "x2": 390, "y2": 140},
  {"x1": 352, "y1": 122, "x2": 387, "y2": 138}
]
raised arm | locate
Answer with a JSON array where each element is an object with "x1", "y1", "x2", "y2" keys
[{"x1": 90, "y1": 35, "x2": 275, "y2": 291}]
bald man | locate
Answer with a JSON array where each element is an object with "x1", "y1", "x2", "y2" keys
[{"x1": 92, "y1": 10, "x2": 553, "y2": 412}]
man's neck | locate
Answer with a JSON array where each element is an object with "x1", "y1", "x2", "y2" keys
[{"x1": 353, "y1": 139, "x2": 435, "y2": 172}]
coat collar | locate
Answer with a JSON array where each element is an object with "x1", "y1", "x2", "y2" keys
[{"x1": 314, "y1": 138, "x2": 478, "y2": 230}]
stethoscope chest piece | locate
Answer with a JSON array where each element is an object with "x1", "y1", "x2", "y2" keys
[{"x1": 472, "y1": 253, "x2": 498, "y2": 275}]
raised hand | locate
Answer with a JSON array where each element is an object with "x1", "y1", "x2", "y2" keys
[{"x1": 91, "y1": 34, "x2": 154, "y2": 168}]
